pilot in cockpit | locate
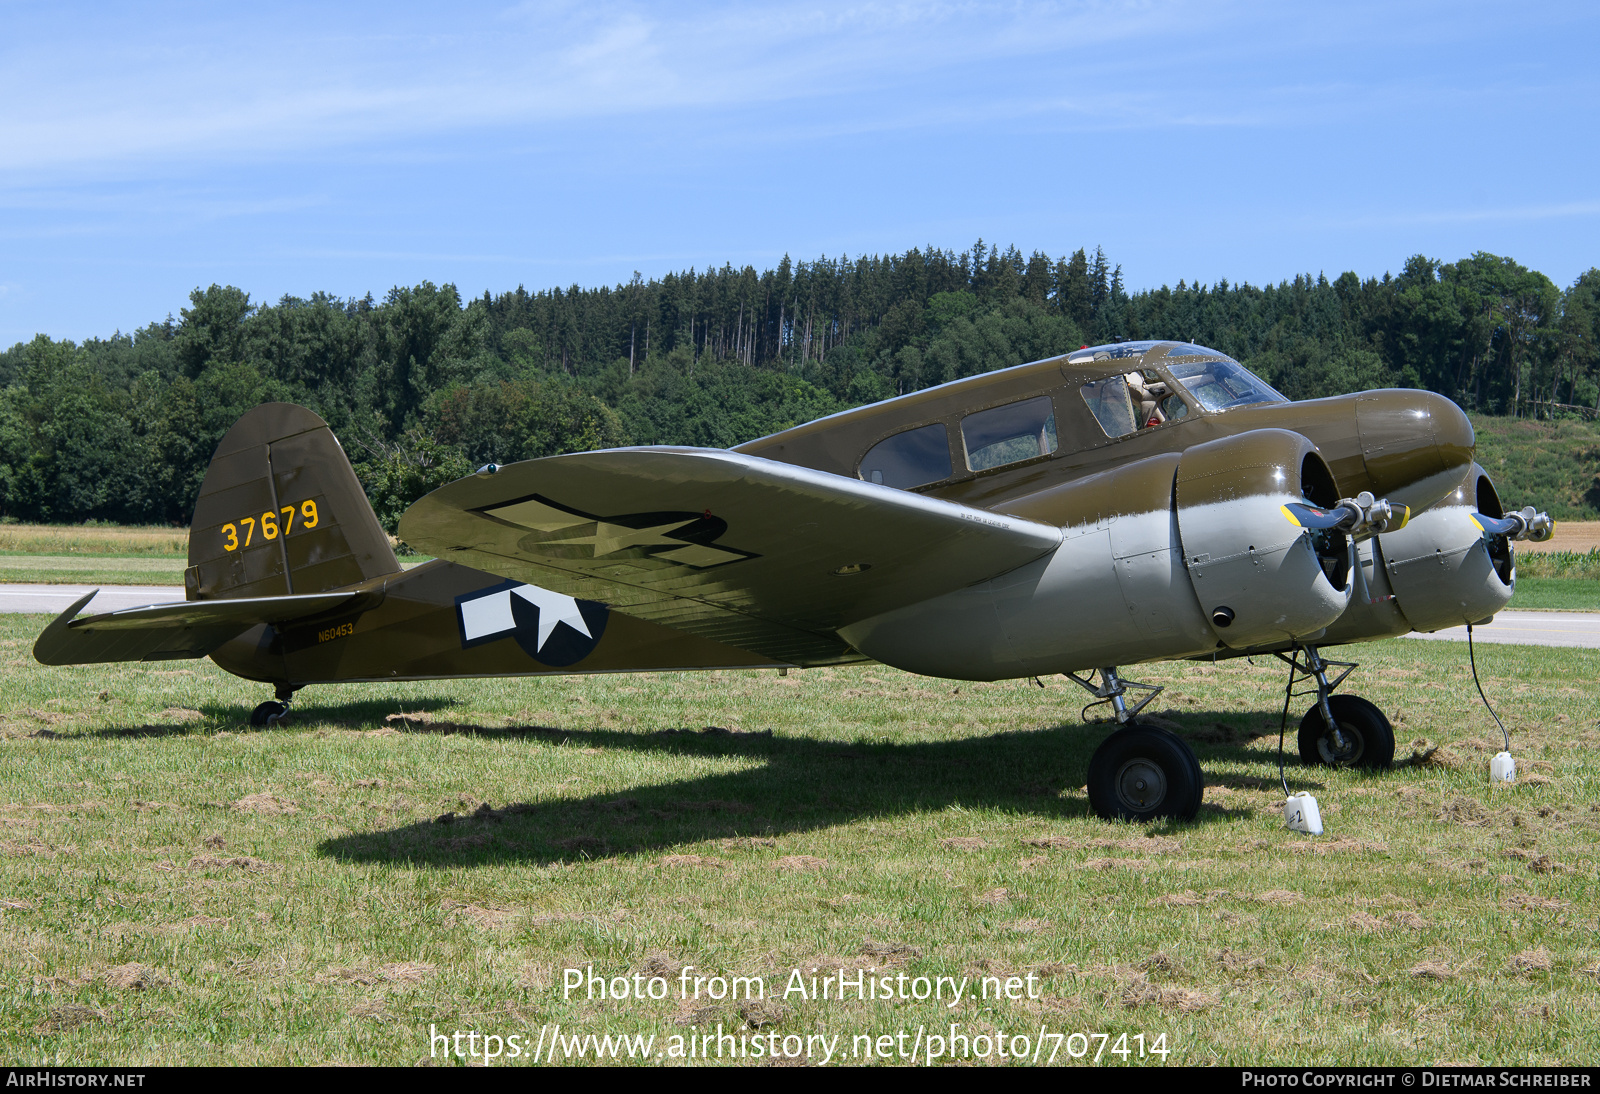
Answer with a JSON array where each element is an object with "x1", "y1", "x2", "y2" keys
[{"x1": 1125, "y1": 372, "x2": 1171, "y2": 429}]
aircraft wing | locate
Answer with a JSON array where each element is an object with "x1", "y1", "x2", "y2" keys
[
  {"x1": 34, "y1": 588, "x2": 384, "y2": 665},
  {"x1": 399, "y1": 447, "x2": 1063, "y2": 664}
]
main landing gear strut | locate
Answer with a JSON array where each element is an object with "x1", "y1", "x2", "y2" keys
[
  {"x1": 1276, "y1": 645, "x2": 1395, "y2": 770},
  {"x1": 1067, "y1": 667, "x2": 1204, "y2": 823},
  {"x1": 249, "y1": 684, "x2": 298, "y2": 729}
]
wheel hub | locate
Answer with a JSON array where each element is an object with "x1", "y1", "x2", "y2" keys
[
  {"x1": 1316, "y1": 723, "x2": 1364, "y2": 764},
  {"x1": 1115, "y1": 759, "x2": 1167, "y2": 810}
]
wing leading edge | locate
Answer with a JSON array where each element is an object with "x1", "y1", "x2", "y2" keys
[{"x1": 398, "y1": 447, "x2": 1062, "y2": 665}]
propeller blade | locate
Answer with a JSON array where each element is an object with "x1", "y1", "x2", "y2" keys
[
  {"x1": 1281, "y1": 502, "x2": 1347, "y2": 530},
  {"x1": 1470, "y1": 512, "x2": 1520, "y2": 537}
]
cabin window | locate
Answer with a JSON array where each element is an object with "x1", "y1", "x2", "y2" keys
[
  {"x1": 1080, "y1": 377, "x2": 1139, "y2": 438},
  {"x1": 859, "y1": 423, "x2": 952, "y2": 489},
  {"x1": 960, "y1": 397, "x2": 1058, "y2": 472}
]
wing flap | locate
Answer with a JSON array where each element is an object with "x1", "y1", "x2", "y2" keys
[
  {"x1": 398, "y1": 447, "x2": 1061, "y2": 662},
  {"x1": 33, "y1": 589, "x2": 383, "y2": 666}
]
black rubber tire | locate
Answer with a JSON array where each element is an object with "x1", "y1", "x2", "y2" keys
[
  {"x1": 249, "y1": 700, "x2": 287, "y2": 728},
  {"x1": 1087, "y1": 724, "x2": 1204, "y2": 822},
  {"x1": 1297, "y1": 694, "x2": 1394, "y2": 770}
]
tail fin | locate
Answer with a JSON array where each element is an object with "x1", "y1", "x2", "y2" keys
[{"x1": 186, "y1": 403, "x2": 401, "y2": 600}]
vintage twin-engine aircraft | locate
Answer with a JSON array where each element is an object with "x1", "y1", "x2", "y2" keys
[{"x1": 35, "y1": 339, "x2": 1552, "y2": 822}]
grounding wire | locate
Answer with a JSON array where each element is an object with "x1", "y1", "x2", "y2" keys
[
  {"x1": 1277, "y1": 647, "x2": 1298, "y2": 798},
  {"x1": 1466, "y1": 622, "x2": 1512, "y2": 752}
]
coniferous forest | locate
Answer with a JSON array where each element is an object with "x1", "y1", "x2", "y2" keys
[{"x1": 2, "y1": 242, "x2": 1596, "y2": 529}]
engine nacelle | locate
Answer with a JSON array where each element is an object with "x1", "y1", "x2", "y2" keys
[
  {"x1": 1370, "y1": 462, "x2": 1515, "y2": 633},
  {"x1": 838, "y1": 430, "x2": 1354, "y2": 679},
  {"x1": 1173, "y1": 429, "x2": 1352, "y2": 649}
]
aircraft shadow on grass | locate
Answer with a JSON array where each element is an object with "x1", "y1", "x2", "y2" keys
[{"x1": 310, "y1": 703, "x2": 1344, "y2": 868}]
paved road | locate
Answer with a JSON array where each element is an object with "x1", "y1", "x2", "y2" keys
[
  {"x1": 4, "y1": 585, "x2": 1600, "y2": 650},
  {"x1": 1399, "y1": 610, "x2": 1600, "y2": 649},
  {"x1": 0, "y1": 584, "x2": 185, "y2": 614}
]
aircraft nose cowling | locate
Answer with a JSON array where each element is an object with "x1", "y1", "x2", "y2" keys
[{"x1": 1355, "y1": 390, "x2": 1474, "y2": 511}]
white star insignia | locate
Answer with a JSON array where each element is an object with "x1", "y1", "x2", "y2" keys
[
  {"x1": 511, "y1": 584, "x2": 592, "y2": 651},
  {"x1": 458, "y1": 583, "x2": 593, "y2": 653}
]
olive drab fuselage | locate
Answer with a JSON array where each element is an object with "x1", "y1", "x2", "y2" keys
[
  {"x1": 223, "y1": 341, "x2": 1513, "y2": 686},
  {"x1": 36, "y1": 340, "x2": 1520, "y2": 692}
]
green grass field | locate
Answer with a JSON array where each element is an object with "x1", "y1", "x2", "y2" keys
[{"x1": 2, "y1": 615, "x2": 1596, "y2": 1066}]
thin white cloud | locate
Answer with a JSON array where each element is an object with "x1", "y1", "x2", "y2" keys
[{"x1": 0, "y1": 0, "x2": 1221, "y2": 176}]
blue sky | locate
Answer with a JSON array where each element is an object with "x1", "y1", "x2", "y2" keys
[{"x1": 2, "y1": 0, "x2": 1597, "y2": 346}]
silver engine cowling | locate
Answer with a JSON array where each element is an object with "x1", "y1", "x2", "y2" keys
[{"x1": 1370, "y1": 463, "x2": 1519, "y2": 633}]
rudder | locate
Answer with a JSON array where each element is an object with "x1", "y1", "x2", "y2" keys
[{"x1": 186, "y1": 404, "x2": 400, "y2": 600}]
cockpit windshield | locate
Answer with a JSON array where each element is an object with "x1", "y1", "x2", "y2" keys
[{"x1": 1165, "y1": 359, "x2": 1288, "y2": 412}]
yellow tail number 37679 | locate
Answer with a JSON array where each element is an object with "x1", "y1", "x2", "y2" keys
[{"x1": 221, "y1": 501, "x2": 321, "y2": 551}]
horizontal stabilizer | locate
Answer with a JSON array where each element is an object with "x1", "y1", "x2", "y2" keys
[
  {"x1": 399, "y1": 447, "x2": 1062, "y2": 663},
  {"x1": 33, "y1": 588, "x2": 383, "y2": 666}
]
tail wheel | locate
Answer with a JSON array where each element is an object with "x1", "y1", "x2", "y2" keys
[
  {"x1": 1298, "y1": 694, "x2": 1394, "y2": 770},
  {"x1": 1087, "y1": 724, "x2": 1204, "y2": 822},
  {"x1": 250, "y1": 700, "x2": 288, "y2": 728}
]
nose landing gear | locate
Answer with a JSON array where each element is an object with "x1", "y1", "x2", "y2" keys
[
  {"x1": 1067, "y1": 667, "x2": 1204, "y2": 823},
  {"x1": 1278, "y1": 645, "x2": 1395, "y2": 770}
]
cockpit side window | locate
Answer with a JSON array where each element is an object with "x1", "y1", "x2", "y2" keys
[
  {"x1": 1080, "y1": 376, "x2": 1138, "y2": 438},
  {"x1": 859, "y1": 423, "x2": 953, "y2": 489},
  {"x1": 1166, "y1": 359, "x2": 1288, "y2": 412},
  {"x1": 960, "y1": 397, "x2": 1058, "y2": 472}
]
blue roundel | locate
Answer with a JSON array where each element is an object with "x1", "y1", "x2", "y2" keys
[
  {"x1": 509, "y1": 592, "x2": 609, "y2": 666},
  {"x1": 455, "y1": 582, "x2": 610, "y2": 667}
]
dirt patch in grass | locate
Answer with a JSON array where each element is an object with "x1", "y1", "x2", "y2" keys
[
  {"x1": 167, "y1": 914, "x2": 230, "y2": 930},
  {"x1": 1348, "y1": 911, "x2": 1388, "y2": 931},
  {"x1": 1285, "y1": 838, "x2": 1389, "y2": 855},
  {"x1": 1023, "y1": 835, "x2": 1181, "y2": 854},
  {"x1": 740, "y1": 1000, "x2": 789, "y2": 1028},
  {"x1": 1503, "y1": 893, "x2": 1571, "y2": 911},
  {"x1": 323, "y1": 962, "x2": 436, "y2": 986},
  {"x1": 1410, "y1": 960, "x2": 1456, "y2": 980},
  {"x1": 658, "y1": 854, "x2": 729, "y2": 868},
  {"x1": 861, "y1": 940, "x2": 921, "y2": 964},
  {"x1": 939, "y1": 837, "x2": 989, "y2": 851},
  {"x1": 1217, "y1": 948, "x2": 1268, "y2": 974},
  {"x1": 443, "y1": 900, "x2": 515, "y2": 929},
  {"x1": 774, "y1": 855, "x2": 828, "y2": 871},
  {"x1": 188, "y1": 854, "x2": 274, "y2": 872},
  {"x1": 36, "y1": 1005, "x2": 111, "y2": 1032},
  {"x1": 1503, "y1": 849, "x2": 1563, "y2": 873},
  {"x1": 1120, "y1": 977, "x2": 1217, "y2": 1011},
  {"x1": 232, "y1": 793, "x2": 298, "y2": 816},
  {"x1": 1, "y1": 837, "x2": 71, "y2": 859},
  {"x1": 103, "y1": 963, "x2": 168, "y2": 991},
  {"x1": 1507, "y1": 947, "x2": 1553, "y2": 975},
  {"x1": 1254, "y1": 889, "x2": 1305, "y2": 905}
]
